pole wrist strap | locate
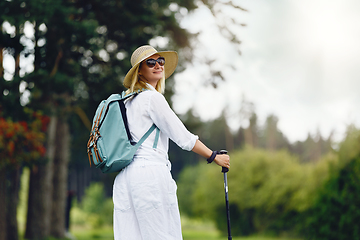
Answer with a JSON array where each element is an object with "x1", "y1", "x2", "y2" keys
[{"x1": 207, "y1": 151, "x2": 218, "y2": 164}]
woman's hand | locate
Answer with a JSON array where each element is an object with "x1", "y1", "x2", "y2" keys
[
  {"x1": 191, "y1": 139, "x2": 230, "y2": 168},
  {"x1": 214, "y1": 154, "x2": 230, "y2": 169}
]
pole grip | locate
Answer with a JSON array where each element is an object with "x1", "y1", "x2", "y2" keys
[{"x1": 219, "y1": 150, "x2": 228, "y2": 173}]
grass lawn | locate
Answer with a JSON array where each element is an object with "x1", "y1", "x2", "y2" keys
[
  {"x1": 70, "y1": 220, "x2": 302, "y2": 240},
  {"x1": 72, "y1": 227, "x2": 300, "y2": 240}
]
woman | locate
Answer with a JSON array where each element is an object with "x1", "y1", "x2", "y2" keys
[{"x1": 113, "y1": 45, "x2": 230, "y2": 240}]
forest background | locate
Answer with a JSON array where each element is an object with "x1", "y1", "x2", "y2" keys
[{"x1": 1, "y1": 0, "x2": 360, "y2": 240}]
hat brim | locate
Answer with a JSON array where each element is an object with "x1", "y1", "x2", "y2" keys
[{"x1": 123, "y1": 51, "x2": 178, "y2": 89}]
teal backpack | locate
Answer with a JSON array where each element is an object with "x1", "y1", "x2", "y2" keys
[{"x1": 87, "y1": 91, "x2": 159, "y2": 173}]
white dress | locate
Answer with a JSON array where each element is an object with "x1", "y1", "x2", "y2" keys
[{"x1": 113, "y1": 84, "x2": 198, "y2": 240}]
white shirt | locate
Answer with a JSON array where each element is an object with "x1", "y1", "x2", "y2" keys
[{"x1": 125, "y1": 84, "x2": 198, "y2": 161}]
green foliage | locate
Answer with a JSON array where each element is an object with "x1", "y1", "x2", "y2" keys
[
  {"x1": 178, "y1": 147, "x2": 338, "y2": 237},
  {"x1": 305, "y1": 156, "x2": 360, "y2": 240},
  {"x1": 303, "y1": 128, "x2": 360, "y2": 240},
  {"x1": 178, "y1": 166, "x2": 200, "y2": 217},
  {"x1": 337, "y1": 125, "x2": 360, "y2": 164},
  {"x1": 77, "y1": 182, "x2": 113, "y2": 228}
]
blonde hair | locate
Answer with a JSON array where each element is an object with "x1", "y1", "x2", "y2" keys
[{"x1": 125, "y1": 65, "x2": 166, "y2": 95}]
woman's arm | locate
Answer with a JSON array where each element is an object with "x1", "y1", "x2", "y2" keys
[
  {"x1": 148, "y1": 92, "x2": 198, "y2": 151},
  {"x1": 191, "y1": 139, "x2": 230, "y2": 169}
]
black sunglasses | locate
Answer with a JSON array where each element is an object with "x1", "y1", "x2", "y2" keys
[{"x1": 145, "y1": 57, "x2": 165, "y2": 68}]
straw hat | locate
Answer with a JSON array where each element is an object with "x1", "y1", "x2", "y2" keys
[{"x1": 123, "y1": 45, "x2": 178, "y2": 89}]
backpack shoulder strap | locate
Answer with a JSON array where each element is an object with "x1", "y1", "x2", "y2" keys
[
  {"x1": 153, "y1": 127, "x2": 160, "y2": 148},
  {"x1": 134, "y1": 124, "x2": 160, "y2": 149},
  {"x1": 119, "y1": 89, "x2": 160, "y2": 148},
  {"x1": 106, "y1": 91, "x2": 138, "y2": 103}
]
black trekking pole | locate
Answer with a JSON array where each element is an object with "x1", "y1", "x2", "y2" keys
[{"x1": 219, "y1": 150, "x2": 232, "y2": 240}]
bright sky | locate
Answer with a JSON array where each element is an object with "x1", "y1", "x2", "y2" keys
[{"x1": 172, "y1": 0, "x2": 360, "y2": 143}]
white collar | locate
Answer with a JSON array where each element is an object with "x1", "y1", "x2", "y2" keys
[{"x1": 146, "y1": 83, "x2": 156, "y2": 91}]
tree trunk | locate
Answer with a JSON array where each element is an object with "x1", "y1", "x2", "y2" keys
[
  {"x1": 244, "y1": 127, "x2": 254, "y2": 147},
  {"x1": 25, "y1": 116, "x2": 57, "y2": 240},
  {"x1": 0, "y1": 47, "x2": 4, "y2": 77},
  {"x1": 6, "y1": 167, "x2": 20, "y2": 240},
  {"x1": 0, "y1": 168, "x2": 6, "y2": 240},
  {"x1": 50, "y1": 116, "x2": 70, "y2": 238}
]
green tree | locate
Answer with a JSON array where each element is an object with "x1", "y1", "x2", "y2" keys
[
  {"x1": 0, "y1": 0, "x2": 94, "y2": 238},
  {"x1": 305, "y1": 156, "x2": 360, "y2": 240},
  {"x1": 304, "y1": 127, "x2": 360, "y2": 240},
  {"x1": 292, "y1": 129, "x2": 334, "y2": 163},
  {"x1": 337, "y1": 125, "x2": 360, "y2": 164},
  {"x1": 0, "y1": 110, "x2": 48, "y2": 240},
  {"x1": 1, "y1": 0, "x2": 246, "y2": 239},
  {"x1": 258, "y1": 114, "x2": 290, "y2": 151}
]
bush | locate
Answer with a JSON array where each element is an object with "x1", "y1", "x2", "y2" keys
[
  {"x1": 305, "y1": 156, "x2": 360, "y2": 240},
  {"x1": 72, "y1": 182, "x2": 113, "y2": 228},
  {"x1": 177, "y1": 166, "x2": 200, "y2": 218},
  {"x1": 177, "y1": 147, "x2": 337, "y2": 237}
]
